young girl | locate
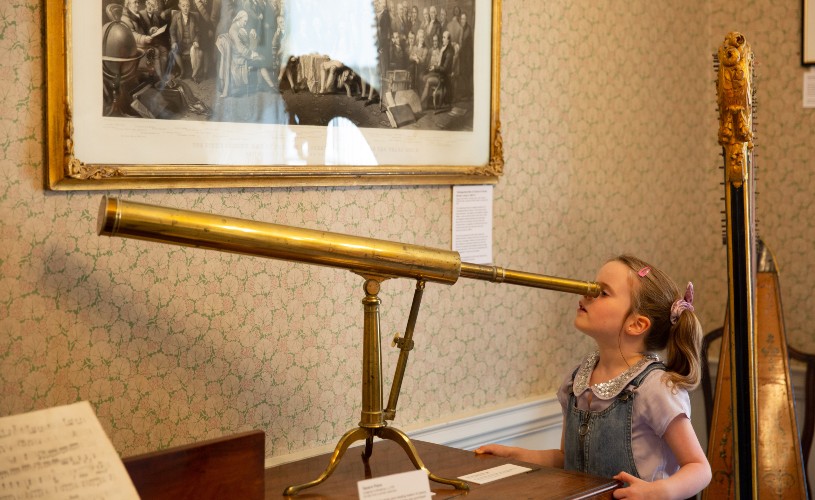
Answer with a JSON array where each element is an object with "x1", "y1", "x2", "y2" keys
[{"x1": 475, "y1": 255, "x2": 712, "y2": 499}]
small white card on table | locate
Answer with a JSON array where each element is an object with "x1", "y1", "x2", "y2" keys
[
  {"x1": 457, "y1": 463, "x2": 532, "y2": 484},
  {"x1": 357, "y1": 469, "x2": 432, "y2": 500}
]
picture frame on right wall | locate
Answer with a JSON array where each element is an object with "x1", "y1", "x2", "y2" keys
[{"x1": 804, "y1": 0, "x2": 815, "y2": 64}]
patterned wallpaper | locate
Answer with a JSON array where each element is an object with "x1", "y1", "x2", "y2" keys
[{"x1": 1, "y1": 0, "x2": 813, "y2": 460}]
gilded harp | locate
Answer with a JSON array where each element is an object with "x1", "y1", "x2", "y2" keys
[{"x1": 704, "y1": 32, "x2": 808, "y2": 499}]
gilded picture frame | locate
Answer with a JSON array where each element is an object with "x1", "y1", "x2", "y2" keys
[
  {"x1": 45, "y1": 0, "x2": 503, "y2": 190},
  {"x1": 805, "y1": 0, "x2": 815, "y2": 64}
]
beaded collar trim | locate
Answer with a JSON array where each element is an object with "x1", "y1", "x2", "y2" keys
[{"x1": 572, "y1": 351, "x2": 661, "y2": 399}]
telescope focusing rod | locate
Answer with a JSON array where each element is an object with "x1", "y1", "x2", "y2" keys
[{"x1": 460, "y1": 262, "x2": 600, "y2": 297}]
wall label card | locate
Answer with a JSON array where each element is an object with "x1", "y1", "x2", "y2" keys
[{"x1": 452, "y1": 185, "x2": 493, "y2": 265}]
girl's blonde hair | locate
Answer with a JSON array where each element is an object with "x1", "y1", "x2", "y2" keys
[{"x1": 612, "y1": 255, "x2": 704, "y2": 390}]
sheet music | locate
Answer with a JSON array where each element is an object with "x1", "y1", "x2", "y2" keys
[{"x1": 0, "y1": 401, "x2": 139, "y2": 499}]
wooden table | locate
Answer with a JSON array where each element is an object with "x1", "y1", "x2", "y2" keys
[{"x1": 265, "y1": 439, "x2": 619, "y2": 499}]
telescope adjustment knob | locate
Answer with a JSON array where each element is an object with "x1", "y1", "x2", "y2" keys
[
  {"x1": 392, "y1": 334, "x2": 414, "y2": 351},
  {"x1": 364, "y1": 279, "x2": 381, "y2": 295}
]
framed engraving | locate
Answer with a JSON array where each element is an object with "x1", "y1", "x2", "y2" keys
[
  {"x1": 45, "y1": 0, "x2": 503, "y2": 190},
  {"x1": 805, "y1": 0, "x2": 815, "y2": 64}
]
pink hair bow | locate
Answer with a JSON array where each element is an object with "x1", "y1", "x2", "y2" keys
[{"x1": 670, "y1": 282, "x2": 694, "y2": 324}]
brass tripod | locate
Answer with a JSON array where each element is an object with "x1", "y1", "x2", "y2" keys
[{"x1": 283, "y1": 277, "x2": 468, "y2": 496}]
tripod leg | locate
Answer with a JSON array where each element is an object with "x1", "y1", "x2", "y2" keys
[
  {"x1": 363, "y1": 435, "x2": 374, "y2": 460},
  {"x1": 283, "y1": 426, "x2": 370, "y2": 496},
  {"x1": 377, "y1": 427, "x2": 469, "y2": 491}
]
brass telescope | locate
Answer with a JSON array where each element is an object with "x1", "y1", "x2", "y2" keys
[{"x1": 97, "y1": 197, "x2": 600, "y2": 495}]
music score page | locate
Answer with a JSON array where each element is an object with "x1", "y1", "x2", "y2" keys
[{"x1": 0, "y1": 401, "x2": 139, "y2": 499}]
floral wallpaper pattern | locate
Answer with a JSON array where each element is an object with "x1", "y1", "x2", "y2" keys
[{"x1": 1, "y1": 0, "x2": 813, "y2": 460}]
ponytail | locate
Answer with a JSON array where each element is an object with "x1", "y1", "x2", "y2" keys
[{"x1": 663, "y1": 308, "x2": 703, "y2": 390}]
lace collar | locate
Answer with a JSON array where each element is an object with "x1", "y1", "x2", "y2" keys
[{"x1": 572, "y1": 351, "x2": 661, "y2": 399}]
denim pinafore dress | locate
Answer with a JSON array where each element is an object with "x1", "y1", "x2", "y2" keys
[{"x1": 564, "y1": 361, "x2": 666, "y2": 479}]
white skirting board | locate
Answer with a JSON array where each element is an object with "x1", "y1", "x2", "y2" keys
[
  {"x1": 406, "y1": 397, "x2": 563, "y2": 451},
  {"x1": 264, "y1": 395, "x2": 563, "y2": 468}
]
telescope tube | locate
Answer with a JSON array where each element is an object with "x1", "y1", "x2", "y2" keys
[
  {"x1": 97, "y1": 197, "x2": 600, "y2": 296},
  {"x1": 98, "y1": 197, "x2": 461, "y2": 284}
]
